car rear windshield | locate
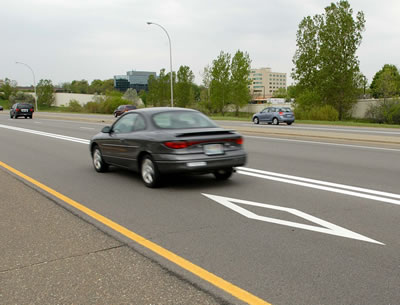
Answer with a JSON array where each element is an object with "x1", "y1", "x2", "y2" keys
[
  {"x1": 125, "y1": 105, "x2": 136, "y2": 110},
  {"x1": 152, "y1": 111, "x2": 217, "y2": 129},
  {"x1": 278, "y1": 107, "x2": 292, "y2": 112},
  {"x1": 18, "y1": 104, "x2": 33, "y2": 108}
]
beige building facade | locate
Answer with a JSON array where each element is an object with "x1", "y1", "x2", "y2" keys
[{"x1": 248, "y1": 67, "x2": 287, "y2": 101}]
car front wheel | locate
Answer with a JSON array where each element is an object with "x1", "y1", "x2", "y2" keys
[
  {"x1": 141, "y1": 155, "x2": 161, "y2": 188},
  {"x1": 253, "y1": 117, "x2": 259, "y2": 124},
  {"x1": 272, "y1": 117, "x2": 279, "y2": 125},
  {"x1": 214, "y1": 168, "x2": 233, "y2": 181},
  {"x1": 92, "y1": 146, "x2": 109, "y2": 173}
]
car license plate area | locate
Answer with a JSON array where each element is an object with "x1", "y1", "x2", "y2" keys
[
  {"x1": 21, "y1": 109, "x2": 28, "y2": 112},
  {"x1": 203, "y1": 143, "x2": 224, "y2": 155}
]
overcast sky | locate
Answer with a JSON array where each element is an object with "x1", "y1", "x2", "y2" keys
[{"x1": 1, "y1": 0, "x2": 399, "y2": 87}]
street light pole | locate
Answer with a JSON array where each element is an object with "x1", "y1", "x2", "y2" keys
[
  {"x1": 16, "y1": 61, "x2": 38, "y2": 111},
  {"x1": 147, "y1": 22, "x2": 174, "y2": 107}
]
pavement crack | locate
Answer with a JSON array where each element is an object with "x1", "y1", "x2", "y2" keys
[{"x1": 0, "y1": 244, "x2": 125, "y2": 274}]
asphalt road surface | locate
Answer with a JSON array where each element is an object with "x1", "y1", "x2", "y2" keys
[{"x1": 1, "y1": 112, "x2": 399, "y2": 305}]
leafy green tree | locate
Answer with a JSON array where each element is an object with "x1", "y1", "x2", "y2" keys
[
  {"x1": 175, "y1": 65, "x2": 195, "y2": 108},
  {"x1": 272, "y1": 88, "x2": 287, "y2": 98},
  {"x1": 210, "y1": 51, "x2": 231, "y2": 115},
  {"x1": 138, "y1": 90, "x2": 147, "y2": 106},
  {"x1": 147, "y1": 69, "x2": 171, "y2": 107},
  {"x1": 292, "y1": 0, "x2": 365, "y2": 120},
  {"x1": 9, "y1": 91, "x2": 35, "y2": 105},
  {"x1": 70, "y1": 80, "x2": 89, "y2": 93},
  {"x1": 89, "y1": 79, "x2": 104, "y2": 94},
  {"x1": 370, "y1": 64, "x2": 400, "y2": 98},
  {"x1": 0, "y1": 78, "x2": 17, "y2": 102},
  {"x1": 230, "y1": 50, "x2": 251, "y2": 115},
  {"x1": 102, "y1": 79, "x2": 115, "y2": 93},
  {"x1": 36, "y1": 79, "x2": 55, "y2": 107}
]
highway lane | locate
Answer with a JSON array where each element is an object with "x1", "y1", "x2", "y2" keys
[{"x1": 1, "y1": 115, "x2": 399, "y2": 305}]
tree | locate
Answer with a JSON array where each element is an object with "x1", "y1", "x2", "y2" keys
[
  {"x1": 272, "y1": 88, "x2": 287, "y2": 98},
  {"x1": 147, "y1": 69, "x2": 171, "y2": 107},
  {"x1": 0, "y1": 78, "x2": 17, "y2": 101},
  {"x1": 70, "y1": 80, "x2": 89, "y2": 93},
  {"x1": 123, "y1": 88, "x2": 142, "y2": 107},
  {"x1": 89, "y1": 79, "x2": 104, "y2": 94},
  {"x1": 210, "y1": 51, "x2": 231, "y2": 115},
  {"x1": 9, "y1": 91, "x2": 35, "y2": 105},
  {"x1": 175, "y1": 65, "x2": 195, "y2": 108},
  {"x1": 230, "y1": 50, "x2": 252, "y2": 115},
  {"x1": 36, "y1": 79, "x2": 55, "y2": 107},
  {"x1": 370, "y1": 64, "x2": 400, "y2": 98},
  {"x1": 292, "y1": 0, "x2": 365, "y2": 120}
]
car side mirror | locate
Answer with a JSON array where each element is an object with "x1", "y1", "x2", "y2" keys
[{"x1": 101, "y1": 126, "x2": 111, "y2": 133}]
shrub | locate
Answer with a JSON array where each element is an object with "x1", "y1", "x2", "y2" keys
[
  {"x1": 67, "y1": 100, "x2": 83, "y2": 112},
  {"x1": 366, "y1": 99, "x2": 400, "y2": 124},
  {"x1": 294, "y1": 105, "x2": 339, "y2": 121}
]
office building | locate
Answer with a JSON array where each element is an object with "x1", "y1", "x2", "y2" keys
[
  {"x1": 248, "y1": 68, "x2": 287, "y2": 101},
  {"x1": 114, "y1": 70, "x2": 157, "y2": 92}
]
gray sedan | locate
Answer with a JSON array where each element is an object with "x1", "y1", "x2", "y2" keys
[
  {"x1": 252, "y1": 106, "x2": 295, "y2": 125},
  {"x1": 90, "y1": 107, "x2": 247, "y2": 187}
]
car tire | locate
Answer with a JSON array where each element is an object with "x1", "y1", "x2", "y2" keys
[
  {"x1": 272, "y1": 117, "x2": 279, "y2": 125},
  {"x1": 287, "y1": 122, "x2": 292, "y2": 125},
  {"x1": 92, "y1": 146, "x2": 109, "y2": 173},
  {"x1": 253, "y1": 117, "x2": 259, "y2": 124},
  {"x1": 10, "y1": 114, "x2": 13, "y2": 119},
  {"x1": 141, "y1": 155, "x2": 161, "y2": 188},
  {"x1": 29, "y1": 115, "x2": 33, "y2": 119},
  {"x1": 24, "y1": 116, "x2": 28, "y2": 119},
  {"x1": 214, "y1": 168, "x2": 233, "y2": 181}
]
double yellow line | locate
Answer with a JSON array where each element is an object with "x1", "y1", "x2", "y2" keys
[{"x1": 0, "y1": 160, "x2": 271, "y2": 305}]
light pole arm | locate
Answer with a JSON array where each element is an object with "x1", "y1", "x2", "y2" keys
[
  {"x1": 147, "y1": 22, "x2": 174, "y2": 107},
  {"x1": 16, "y1": 61, "x2": 38, "y2": 111}
]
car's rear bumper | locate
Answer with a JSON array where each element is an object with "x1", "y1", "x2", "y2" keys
[{"x1": 153, "y1": 151, "x2": 247, "y2": 174}]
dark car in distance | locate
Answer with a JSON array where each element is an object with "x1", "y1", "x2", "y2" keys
[
  {"x1": 113, "y1": 104, "x2": 137, "y2": 117},
  {"x1": 0, "y1": 106, "x2": 3, "y2": 111},
  {"x1": 10, "y1": 103, "x2": 34, "y2": 119},
  {"x1": 252, "y1": 106, "x2": 295, "y2": 125},
  {"x1": 90, "y1": 107, "x2": 247, "y2": 187}
]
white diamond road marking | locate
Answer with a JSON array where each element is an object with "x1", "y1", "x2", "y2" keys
[{"x1": 202, "y1": 194, "x2": 384, "y2": 245}]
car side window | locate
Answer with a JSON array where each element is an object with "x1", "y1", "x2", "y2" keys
[
  {"x1": 133, "y1": 115, "x2": 146, "y2": 131},
  {"x1": 113, "y1": 113, "x2": 136, "y2": 134}
]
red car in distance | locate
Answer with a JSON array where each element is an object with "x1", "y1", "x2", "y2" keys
[{"x1": 113, "y1": 105, "x2": 137, "y2": 117}]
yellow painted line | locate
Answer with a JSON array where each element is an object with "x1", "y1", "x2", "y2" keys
[{"x1": 0, "y1": 160, "x2": 272, "y2": 305}]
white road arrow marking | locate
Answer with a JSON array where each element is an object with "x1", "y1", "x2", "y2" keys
[{"x1": 202, "y1": 193, "x2": 384, "y2": 245}]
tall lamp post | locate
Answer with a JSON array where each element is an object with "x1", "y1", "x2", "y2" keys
[
  {"x1": 16, "y1": 61, "x2": 38, "y2": 111},
  {"x1": 147, "y1": 22, "x2": 174, "y2": 107}
]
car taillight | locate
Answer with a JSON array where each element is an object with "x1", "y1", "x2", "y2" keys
[
  {"x1": 279, "y1": 112, "x2": 284, "y2": 115},
  {"x1": 30, "y1": 108, "x2": 34, "y2": 112},
  {"x1": 16, "y1": 108, "x2": 20, "y2": 112},
  {"x1": 164, "y1": 141, "x2": 189, "y2": 149},
  {"x1": 235, "y1": 137, "x2": 243, "y2": 145}
]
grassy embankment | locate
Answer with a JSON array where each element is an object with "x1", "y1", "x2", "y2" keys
[{"x1": 1, "y1": 103, "x2": 398, "y2": 129}]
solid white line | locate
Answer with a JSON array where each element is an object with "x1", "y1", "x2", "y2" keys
[
  {"x1": 244, "y1": 135, "x2": 400, "y2": 152},
  {"x1": 0, "y1": 124, "x2": 90, "y2": 144},
  {"x1": 237, "y1": 170, "x2": 400, "y2": 206},
  {"x1": 79, "y1": 127, "x2": 95, "y2": 130},
  {"x1": 238, "y1": 167, "x2": 400, "y2": 200}
]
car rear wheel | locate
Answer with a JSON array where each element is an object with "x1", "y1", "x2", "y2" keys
[
  {"x1": 253, "y1": 117, "x2": 259, "y2": 124},
  {"x1": 287, "y1": 122, "x2": 292, "y2": 125},
  {"x1": 141, "y1": 155, "x2": 161, "y2": 188},
  {"x1": 272, "y1": 117, "x2": 279, "y2": 125},
  {"x1": 214, "y1": 168, "x2": 233, "y2": 181},
  {"x1": 92, "y1": 146, "x2": 109, "y2": 173}
]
